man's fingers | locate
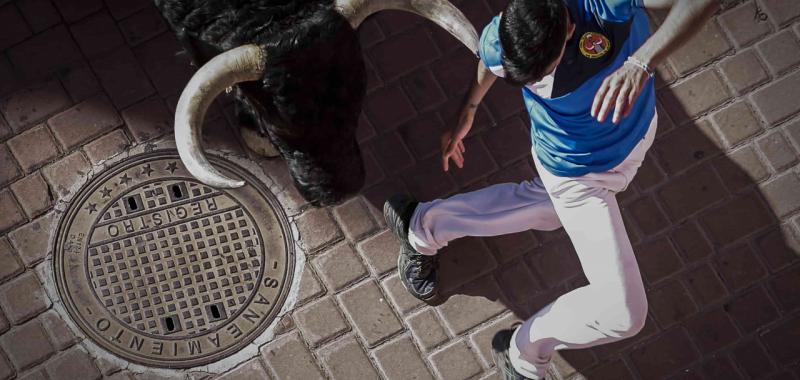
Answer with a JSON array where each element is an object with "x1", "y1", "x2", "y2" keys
[
  {"x1": 624, "y1": 84, "x2": 641, "y2": 118},
  {"x1": 592, "y1": 78, "x2": 611, "y2": 117},
  {"x1": 612, "y1": 82, "x2": 632, "y2": 124},
  {"x1": 459, "y1": 140, "x2": 465, "y2": 153},
  {"x1": 597, "y1": 84, "x2": 621, "y2": 123}
]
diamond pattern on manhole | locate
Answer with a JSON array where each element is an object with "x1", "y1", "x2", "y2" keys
[{"x1": 54, "y1": 151, "x2": 294, "y2": 368}]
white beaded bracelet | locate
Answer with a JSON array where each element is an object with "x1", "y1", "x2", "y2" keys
[{"x1": 624, "y1": 56, "x2": 655, "y2": 78}]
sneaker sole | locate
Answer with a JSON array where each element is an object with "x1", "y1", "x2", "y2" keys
[{"x1": 396, "y1": 253, "x2": 438, "y2": 302}]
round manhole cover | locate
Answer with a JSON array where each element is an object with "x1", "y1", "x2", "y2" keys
[{"x1": 54, "y1": 151, "x2": 294, "y2": 368}]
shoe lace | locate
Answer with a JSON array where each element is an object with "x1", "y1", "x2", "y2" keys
[{"x1": 409, "y1": 253, "x2": 437, "y2": 278}]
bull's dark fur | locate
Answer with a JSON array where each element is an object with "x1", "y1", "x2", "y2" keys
[{"x1": 155, "y1": 0, "x2": 367, "y2": 206}]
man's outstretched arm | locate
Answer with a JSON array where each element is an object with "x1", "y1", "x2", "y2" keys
[{"x1": 591, "y1": 0, "x2": 720, "y2": 124}]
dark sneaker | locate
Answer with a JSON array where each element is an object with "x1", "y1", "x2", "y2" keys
[
  {"x1": 492, "y1": 329, "x2": 531, "y2": 380},
  {"x1": 383, "y1": 194, "x2": 439, "y2": 301}
]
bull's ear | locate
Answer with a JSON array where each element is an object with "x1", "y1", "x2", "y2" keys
[
  {"x1": 335, "y1": 0, "x2": 478, "y2": 55},
  {"x1": 175, "y1": 44, "x2": 265, "y2": 189}
]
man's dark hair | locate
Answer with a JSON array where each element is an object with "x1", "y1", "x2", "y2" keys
[{"x1": 499, "y1": 0, "x2": 568, "y2": 86}]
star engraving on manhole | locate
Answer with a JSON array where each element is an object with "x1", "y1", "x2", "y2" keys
[
  {"x1": 141, "y1": 164, "x2": 154, "y2": 176},
  {"x1": 99, "y1": 187, "x2": 112, "y2": 198},
  {"x1": 166, "y1": 162, "x2": 178, "y2": 173},
  {"x1": 84, "y1": 203, "x2": 97, "y2": 214},
  {"x1": 119, "y1": 173, "x2": 132, "y2": 185}
]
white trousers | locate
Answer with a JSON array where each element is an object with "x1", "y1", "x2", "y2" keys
[{"x1": 408, "y1": 116, "x2": 657, "y2": 379}]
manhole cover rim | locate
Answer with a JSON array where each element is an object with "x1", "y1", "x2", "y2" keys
[{"x1": 53, "y1": 150, "x2": 296, "y2": 369}]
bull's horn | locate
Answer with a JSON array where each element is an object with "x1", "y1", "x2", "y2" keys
[
  {"x1": 174, "y1": 44, "x2": 265, "y2": 188},
  {"x1": 335, "y1": 0, "x2": 478, "y2": 54}
]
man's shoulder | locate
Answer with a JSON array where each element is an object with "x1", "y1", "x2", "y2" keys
[{"x1": 578, "y1": 0, "x2": 644, "y2": 23}]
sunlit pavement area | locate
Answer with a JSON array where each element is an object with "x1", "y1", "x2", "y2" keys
[{"x1": 1, "y1": 0, "x2": 800, "y2": 379}]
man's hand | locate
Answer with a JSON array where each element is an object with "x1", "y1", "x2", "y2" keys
[
  {"x1": 591, "y1": 62, "x2": 650, "y2": 124},
  {"x1": 441, "y1": 111, "x2": 472, "y2": 171}
]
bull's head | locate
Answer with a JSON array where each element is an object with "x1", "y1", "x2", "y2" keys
[{"x1": 173, "y1": 0, "x2": 478, "y2": 204}]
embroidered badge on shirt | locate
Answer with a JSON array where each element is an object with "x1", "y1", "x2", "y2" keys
[{"x1": 579, "y1": 32, "x2": 611, "y2": 58}]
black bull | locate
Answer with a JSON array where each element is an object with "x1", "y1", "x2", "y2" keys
[{"x1": 156, "y1": 0, "x2": 367, "y2": 206}]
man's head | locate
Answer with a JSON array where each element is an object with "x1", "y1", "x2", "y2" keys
[{"x1": 499, "y1": 0, "x2": 576, "y2": 86}]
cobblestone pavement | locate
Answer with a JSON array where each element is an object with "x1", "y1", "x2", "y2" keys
[{"x1": 1, "y1": 0, "x2": 800, "y2": 379}]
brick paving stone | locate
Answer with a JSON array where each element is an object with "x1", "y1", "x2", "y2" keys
[
  {"x1": 0, "y1": 308, "x2": 8, "y2": 333},
  {"x1": 759, "y1": 171, "x2": 800, "y2": 218},
  {"x1": 720, "y1": 50, "x2": 770, "y2": 95},
  {"x1": 483, "y1": 117, "x2": 533, "y2": 167},
  {"x1": 526, "y1": 238, "x2": 581, "y2": 288},
  {"x1": 10, "y1": 173, "x2": 53, "y2": 218},
  {"x1": 755, "y1": 226, "x2": 800, "y2": 271},
  {"x1": 760, "y1": 0, "x2": 800, "y2": 26},
  {"x1": 0, "y1": 271, "x2": 51, "y2": 324},
  {"x1": 438, "y1": 276, "x2": 506, "y2": 335},
  {"x1": 42, "y1": 151, "x2": 90, "y2": 200},
  {"x1": 50, "y1": 0, "x2": 102, "y2": 22},
  {"x1": 105, "y1": 0, "x2": 149, "y2": 19},
  {"x1": 486, "y1": 230, "x2": 538, "y2": 265},
  {"x1": 49, "y1": 95, "x2": 123, "y2": 150},
  {"x1": 296, "y1": 208, "x2": 342, "y2": 253},
  {"x1": 653, "y1": 123, "x2": 722, "y2": 175},
  {"x1": 133, "y1": 33, "x2": 193, "y2": 97},
  {"x1": 317, "y1": 335, "x2": 378, "y2": 380},
  {"x1": 16, "y1": 0, "x2": 61, "y2": 33},
  {"x1": 0, "y1": 114, "x2": 10, "y2": 140},
  {"x1": 718, "y1": 1, "x2": 772, "y2": 48},
  {"x1": 331, "y1": 197, "x2": 377, "y2": 241},
  {"x1": 711, "y1": 101, "x2": 763, "y2": 149},
  {"x1": 787, "y1": 118, "x2": 800, "y2": 149},
  {"x1": 401, "y1": 68, "x2": 447, "y2": 113},
  {"x1": 260, "y1": 331, "x2": 324, "y2": 380},
  {"x1": 700, "y1": 191, "x2": 773, "y2": 246},
  {"x1": 712, "y1": 144, "x2": 769, "y2": 193},
  {"x1": 751, "y1": 70, "x2": 800, "y2": 126},
  {"x1": 761, "y1": 315, "x2": 800, "y2": 365},
  {"x1": 381, "y1": 274, "x2": 424, "y2": 316},
  {"x1": 682, "y1": 263, "x2": 727, "y2": 307},
  {"x1": 296, "y1": 266, "x2": 325, "y2": 306},
  {"x1": 120, "y1": 97, "x2": 171, "y2": 142},
  {"x1": 402, "y1": 155, "x2": 458, "y2": 201},
  {"x1": 438, "y1": 237, "x2": 499, "y2": 292},
  {"x1": 356, "y1": 230, "x2": 400, "y2": 277},
  {"x1": 701, "y1": 356, "x2": 745, "y2": 380},
  {"x1": 0, "y1": 352, "x2": 11, "y2": 380},
  {"x1": 6, "y1": 25, "x2": 82, "y2": 80},
  {"x1": 449, "y1": 137, "x2": 498, "y2": 187},
  {"x1": 0, "y1": 319, "x2": 54, "y2": 370},
  {"x1": 429, "y1": 340, "x2": 482, "y2": 380},
  {"x1": 407, "y1": 308, "x2": 449, "y2": 352},
  {"x1": 82, "y1": 129, "x2": 130, "y2": 165},
  {"x1": 757, "y1": 130, "x2": 800, "y2": 171},
  {"x1": 17, "y1": 369, "x2": 51, "y2": 380},
  {"x1": 91, "y1": 46, "x2": 155, "y2": 108},
  {"x1": 731, "y1": 338, "x2": 775, "y2": 378},
  {"x1": 667, "y1": 20, "x2": 731, "y2": 75},
  {"x1": 684, "y1": 307, "x2": 740, "y2": 352},
  {"x1": 294, "y1": 297, "x2": 349, "y2": 347},
  {"x1": 363, "y1": 84, "x2": 416, "y2": 132},
  {"x1": 495, "y1": 258, "x2": 542, "y2": 307},
  {"x1": 371, "y1": 131, "x2": 415, "y2": 175},
  {"x1": 59, "y1": 63, "x2": 102, "y2": 103},
  {"x1": 0, "y1": 238, "x2": 22, "y2": 283},
  {"x1": 0, "y1": 144, "x2": 20, "y2": 186},
  {"x1": 0, "y1": 57, "x2": 20, "y2": 101},
  {"x1": 119, "y1": 5, "x2": 167, "y2": 46},
  {"x1": 636, "y1": 238, "x2": 682, "y2": 284},
  {"x1": 714, "y1": 244, "x2": 767, "y2": 291},
  {"x1": 338, "y1": 280, "x2": 403, "y2": 347},
  {"x1": 7, "y1": 211, "x2": 57, "y2": 266},
  {"x1": 648, "y1": 279, "x2": 697, "y2": 328},
  {"x1": 216, "y1": 357, "x2": 270, "y2": 380},
  {"x1": 660, "y1": 69, "x2": 731, "y2": 125},
  {"x1": 373, "y1": 335, "x2": 433, "y2": 380},
  {"x1": 626, "y1": 195, "x2": 669, "y2": 235},
  {"x1": 0, "y1": 81, "x2": 71, "y2": 133},
  {"x1": 45, "y1": 347, "x2": 101, "y2": 380},
  {"x1": 629, "y1": 328, "x2": 700, "y2": 379},
  {"x1": 585, "y1": 359, "x2": 635, "y2": 380},
  {"x1": 39, "y1": 310, "x2": 77, "y2": 350},
  {"x1": 769, "y1": 265, "x2": 800, "y2": 311},
  {"x1": 0, "y1": 190, "x2": 24, "y2": 233},
  {"x1": 757, "y1": 30, "x2": 800, "y2": 75},
  {"x1": 368, "y1": 28, "x2": 439, "y2": 81},
  {"x1": 6, "y1": 124, "x2": 60, "y2": 173},
  {"x1": 69, "y1": 10, "x2": 125, "y2": 59},
  {"x1": 397, "y1": 114, "x2": 443, "y2": 159},
  {"x1": 0, "y1": 3, "x2": 31, "y2": 55},
  {"x1": 725, "y1": 286, "x2": 780, "y2": 333},
  {"x1": 468, "y1": 313, "x2": 519, "y2": 366},
  {"x1": 312, "y1": 243, "x2": 368, "y2": 292}
]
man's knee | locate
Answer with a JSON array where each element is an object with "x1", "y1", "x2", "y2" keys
[{"x1": 609, "y1": 296, "x2": 648, "y2": 339}]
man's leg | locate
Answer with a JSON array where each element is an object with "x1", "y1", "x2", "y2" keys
[{"x1": 408, "y1": 179, "x2": 562, "y2": 255}]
